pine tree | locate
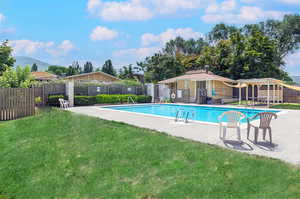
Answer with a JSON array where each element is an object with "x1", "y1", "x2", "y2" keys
[
  {"x1": 101, "y1": 59, "x2": 116, "y2": 76},
  {"x1": 83, "y1": 62, "x2": 93, "y2": 73},
  {"x1": 31, "y1": 63, "x2": 38, "y2": 72}
]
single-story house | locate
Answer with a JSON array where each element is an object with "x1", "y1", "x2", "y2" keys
[
  {"x1": 159, "y1": 70, "x2": 300, "y2": 106},
  {"x1": 63, "y1": 71, "x2": 120, "y2": 83},
  {"x1": 31, "y1": 72, "x2": 57, "y2": 81},
  {"x1": 158, "y1": 70, "x2": 235, "y2": 104}
]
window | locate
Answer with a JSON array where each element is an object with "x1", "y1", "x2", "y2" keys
[{"x1": 184, "y1": 80, "x2": 188, "y2": 89}]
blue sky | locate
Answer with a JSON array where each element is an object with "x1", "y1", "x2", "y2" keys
[{"x1": 0, "y1": 0, "x2": 300, "y2": 74}]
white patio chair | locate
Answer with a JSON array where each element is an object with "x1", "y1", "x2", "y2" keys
[
  {"x1": 58, "y1": 98, "x2": 70, "y2": 109},
  {"x1": 218, "y1": 111, "x2": 245, "y2": 141}
]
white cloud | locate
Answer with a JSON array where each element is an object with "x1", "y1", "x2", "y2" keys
[
  {"x1": 90, "y1": 26, "x2": 119, "y2": 41},
  {"x1": 86, "y1": 0, "x2": 209, "y2": 21},
  {"x1": 9, "y1": 40, "x2": 77, "y2": 57},
  {"x1": 0, "y1": 13, "x2": 5, "y2": 23},
  {"x1": 220, "y1": 0, "x2": 236, "y2": 12},
  {"x1": 59, "y1": 40, "x2": 76, "y2": 53},
  {"x1": 114, "y1": 47, "x2": 160, "y2": 60},
  {"x1": 152, "y1": 0, "x2": 205, "y2": 14},
  {"x1": 87, "y1": 0, "x2": 153, "y2": 21},
  {"x1": 87, "y1": 0, "x2": 102, "y2": 14},
  {"x1": 279, "y1": 0, "x2": 300, "y2": 4},
  {"x1": 46, "y1": 40, "x2": 77, "y2": 56},
  {"x1": 205, "y1": 3, "x2": 219, "y2": 13},
  {"x1": 141, "y1": 28, "x2": 203, "y2": 46},
  {"x1": 205, "y1": 0, "x2": 236, "y2": 13},
  {"x1": 285, "y1": 50, "x2": 300, "y2": 68},
  {"x1": 203, "y1": 5, "x2": 286, "y2": 24},
  {"x1": 100, "y1": 1, "x2": 153, "y2": 21},
  {"x1": 9, "y1": 40, "x2": 54, "y2": 55},
  {"x1": 240, "y1": 0, "x2": 258, "y2": 3}
]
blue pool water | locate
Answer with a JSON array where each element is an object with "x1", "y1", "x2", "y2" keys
[{"x1": 103, "y1": 104, "x2": 279, "y2": 123}]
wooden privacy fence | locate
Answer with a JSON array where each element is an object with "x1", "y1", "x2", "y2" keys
[{"x1": 0, "y1": 88, "x2": 35, "y2": 121}]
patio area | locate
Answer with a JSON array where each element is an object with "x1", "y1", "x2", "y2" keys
[{"x1": 69, "y1": 104, "x2": 300, "y2": 165}]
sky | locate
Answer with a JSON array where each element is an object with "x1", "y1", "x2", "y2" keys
[{"x1": 0, "y1": 0, "x2": 300, "y2": 74}]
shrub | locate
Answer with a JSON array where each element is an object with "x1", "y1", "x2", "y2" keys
[
  {"x1": 136, "y1": 95, "x2": 152, "y2": 103},
  {"x1": 48, "y1": 94, "x2": 152, "y2": 106},
  {"x1": 96, "y1": 94, "x2": 137, "y2": 104},
  {"x1": 47, "y1": 95, "x2": 65, "y2": 106},
  {"x1": 95, "y1": 94, "x2": 151, "y2": 104},
  {"x1": 74, "y1": 96, "x2": 96, "y2": 106}
]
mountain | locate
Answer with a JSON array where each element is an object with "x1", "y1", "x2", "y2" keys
[
  {"x1": 14, "y1": 56, "x2": 52, "y2": 71},
  {"x1": 292, "y1": 76, "x2": 300, "y2": 85}
]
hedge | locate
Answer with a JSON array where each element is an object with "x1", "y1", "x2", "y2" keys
[
  {"x1": 74, "y1": 96, "x2": 96, "y2": 106},
  {"x1": 96, "y1": 94, "x2": 137, "y2": 104},
  {"x1": 47, "y1": 95, "x2": 65, "y2": 107},
  {"x1": 47, "y1": 94, "x2": 152, "y2": 106},
  {"x1": 96, "y1": 94, "x2": 152, "y2": 104},
  {"x1": 136, "y1": 95, "x2": 152, "y2": 103}
]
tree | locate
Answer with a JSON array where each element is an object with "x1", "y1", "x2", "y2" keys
[
  {"x1": 31, "y1": 63, "x2": 38, "y2": 72},
  {"x1": 164, "y1": 37, "x2": 208, "y2": 56},
  {"x1": 208, "y1": 23, "x2": 239, "y2": 43},
  {"x1": 47, "y1": 65, "x2": 68, "y2": 76},
  {"x1": 129, "y1": 15, "x2": 300, "y2": 82},
  {"x1": 0, "y1": 66, "x2": 34, "y2": 88},
  {"x1": 119, "y1": 64, "x2": 135, "y2": 79},
  {"x1": 197, "y1": 29, "x2": 292, "y2": 81},
  {"x1": 101, "y1": 59, "x2": 116, "y2": 76},
  {"x1": 256, "y1": 14, "x2": 300, "y2": 58},
  {"x1": 83, "y1": 62, "x2": 93, "y2": 73},
  {"x1": 66, "y1": 61, "x2": 82, "y2": 76},
  {"x1": 0, "y1": 40, "x2": 15, "y2": 75},
  {"x1": 136, "y1": 53, "x2": 185, "y2": 83}
]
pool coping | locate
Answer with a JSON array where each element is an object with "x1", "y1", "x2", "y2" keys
[{"x1": 96, "y1": 103, "x2": 287, "y2": 128}]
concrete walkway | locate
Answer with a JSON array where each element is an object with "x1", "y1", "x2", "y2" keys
[{"x1": 69, "y1": 105, "x2": 300, "y2": 165}]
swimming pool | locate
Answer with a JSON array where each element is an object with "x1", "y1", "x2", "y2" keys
[{"x1": 103, "y1": 104, "x2": 279, "y2": 124}]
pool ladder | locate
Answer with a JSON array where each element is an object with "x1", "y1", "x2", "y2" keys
[
  {"x1": 175, "y1": 109, "x2": 196, "y2": 123},
  {"x1": 127, "y1": 96, "x2": 136, "y2": 104}
]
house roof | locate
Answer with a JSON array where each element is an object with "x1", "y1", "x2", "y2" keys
[
  {"x1": 31, "y1": 72, "x2": 57, "y2": 80},
  {"x1": 158, "y1": 70, "x2": 235, "y2": 84},
  {"x1": 63, "y1": 71, "x2": 120, "y2": 81},
  {"x1": 236, "y1": 78, "x2": 283, "y2": 84}
]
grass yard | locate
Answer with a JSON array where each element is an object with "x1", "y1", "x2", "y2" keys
[
  {"x1": 225, "y1": 101, "x2": 300, "y2": 110},
  {"x1": 0, "y1": 109, "x2": 300, "y2": 199},
  {"x1": 271, "y1": 103, "x2": 300, "y2": 110}
]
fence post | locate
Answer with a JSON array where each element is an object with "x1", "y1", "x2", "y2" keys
[{"x1": 66, "y1": 81, "x2": 74, "y2": 107}]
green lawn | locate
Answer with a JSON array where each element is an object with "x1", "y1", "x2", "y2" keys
[
  {"x1": 0, "y1": 109, "x2": 300, "y2": 199},
  {"x1": 271, "y1": 103, "x2": 300, "y2": 110},
  {"x1": 224, "y1": 100, "x2": 249, "y2": 105},
  {"x1": 225, "y1": 101, "x2": 300, "y2": 110}
]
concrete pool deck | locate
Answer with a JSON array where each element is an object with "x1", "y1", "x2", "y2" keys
[{"x1": 69, "y1": 104, "x2": 300, "y2": 165}]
